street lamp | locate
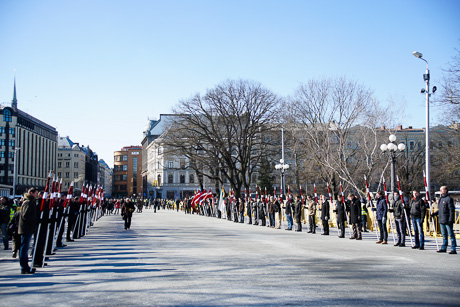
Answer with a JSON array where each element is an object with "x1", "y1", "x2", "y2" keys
[
  {"x1": 275, "y1": 128, "x2": 289, "y2": 200},
  {"x1": 412, "y1": 51, "x2": 434, "y2": 198},
  {"x1": 12, "y1": 147, "x2": 21, "y2": 197},
  {"x1": 380, "y1": 134, "x2": 405, "y2": 192}
]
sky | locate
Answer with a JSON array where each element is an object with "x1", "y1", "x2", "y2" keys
[{"x1": 0, "y1": 0, "x2": 459, "y2": 167}]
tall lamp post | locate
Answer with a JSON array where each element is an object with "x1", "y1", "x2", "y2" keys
[
  {"x1": 12, "y1": 147, "x2": 21, "y2": 197},
  {"x1": 380, "y1": 135, "x2": 405, "y2": 192},
  {"x1": 275, "y1": 128, "x2": 289, "y2": 200},
  {"x1": 412, "y1": 51, "x2": 436, "y2": 198}
]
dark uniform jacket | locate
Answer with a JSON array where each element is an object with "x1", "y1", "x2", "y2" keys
[
  {"x1": 334, "y1": 201, "x2": 346, "y2": 222},
  {"x1": 393, "y1": 195, "x2": 405, "y2": 220},
  {"x1": 321, "y1": 200, "x2": 330, "y2": 221},
  {"x1": 409, "y1": 195, "x2": 426, "y2": 220}
]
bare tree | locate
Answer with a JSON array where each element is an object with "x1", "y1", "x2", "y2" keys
[
  {"x1": 284, "y1": 77, "x2": 388, "y2": 197},
  {"x1": 164, "y1": 79, "x2": 281, "y2": 197}
]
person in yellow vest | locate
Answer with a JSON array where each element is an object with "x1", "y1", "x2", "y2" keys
[{"x1": 361, "y1": 198, "x2": 368, "y2": 232}]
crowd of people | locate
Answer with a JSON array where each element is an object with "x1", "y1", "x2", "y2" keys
[
  {"x1": 127, "y1": 185, "x2": 457, "y2": 255},
  {"x1": 1, "y1": 185, "x2": 457, "y2": 275}
]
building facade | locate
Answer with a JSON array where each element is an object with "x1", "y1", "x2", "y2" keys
[
  {"x1": 1, "y1": 80, "x2": 58, "y2": 196},
  {"x1": 57, "y1": 136, "x2": 86, "y2": 192},
  {"x1": 98, "y1": 159, "x2": 112, "y2": 198},
  {"x1": 113, "y1": 146, "x2": 142, "y2": 198}
]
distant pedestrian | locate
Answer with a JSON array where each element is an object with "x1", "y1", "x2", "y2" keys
[
  {"x1": 435, "y1": 186, "x2": 457, "y2": 254},
  {"x1": 409, "y1": 190, "x2": 425, "y2": 250},
  {"x1": 18, "y1": 188, "x2": 38, "y2": 274},
  {"x1": 320, "y1": 195, "x2": 330, "y2": 235},
  {"x1": 374, "y1": 191, "x2": 388, "y2": 245},
  {"x1": 121, "y1": 199, "x2": 135, "y2": 230}
]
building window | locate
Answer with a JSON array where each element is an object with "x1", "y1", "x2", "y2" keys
[
  {"x1": 180, "y1": 159, "x2": 186, "y2": 169},
  {"x1": 8, "y1": 140, "x2": 15, "y2": 149},
  {"x1": 9, "y1": 128, "x2": 15, "y2": 136},
  {"x1": 74, "y1": 162, "x2": 78, "y2": 168},
  {"x1": 189, "y1": 174, "x2": 194, "y2": 183},
  {"x1": 120, "y1": 185, "x2": 127, "y2": 190},
  {"x1": 168, "y1": 161, "x2": 173, "y2": 169},
  {"x1": 157, "y1": 174, "x2": 161, "y2": 185},
  {"x1": 122, "y1": 165, "x2": 127, "y2": 171},
  {"x1": 122, "y1": 175, "x2": 127, "y2": 181},
  {"x1": 409, "y1": 141, "x2": 415, "y2": 150},
  {"x1": 58, "y1": 172, "x2": 62, "y2": 177},
  {"x1": 0, "y1": 139, "x2": 5, "y2": 146},
  {"x1": 58, "y1": 162, "x2": 62, "y2": 168},
  {"x1": 3, "y1": 109, "x2": 12, "y2": 122},
  {"x1": 74, "y1": 153, "x2": 79, "y2": 158},
  {"x1": 122, "y1": 155, "x2": 128, "y2": 161},
  {"x1": 65, "y1": 162, "x2": 70, "y2": 168},
  {"x1": 168, "y1": 174, "x2": 173, "y2": 184},
  {"x1": 65, "y1": 172, "x2": 70, "y2": 178},
  {"x1": 180, "y1": 174, "x2": 185, "y2": 183},
  {"x1": 74, "y1": 172, "x2": 78, "y2": 179},
  {"x1": 8, "y1": 152, "x2": 14, "y2": 158},
  {"x1": 114, "y1": 165, "x2": 118, "y2": 171},
  {"x1": 0, "y1": 127, "x2": 4, "y2": 135}
]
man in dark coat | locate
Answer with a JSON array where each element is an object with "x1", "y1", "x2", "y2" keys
[
  {"x1": 33, "y1": 192, "x2": 48, "y2": 267},
  {"x1": 392, "y1": 192, "x2": 406, "y2": 247},
  {"x1": 346, "y1": 193, "x2": 362, "y2": 240},
  {"x1": 0, "y1": 197, "x2": 10, "y2": 250},
  {"x1": 435, "y1": 186, "x2": 457, "y2": 254},
  {"x1": 246, "y1": 199, "x2": 252, "y2": 224},
  {"x1": 320, "y1": 195, "x2": 330, "y2": 235},
  {"x1": 18, "y1": 188, "x2": 38, "y2": 274},
  {"x1": 294, "y1": 196, "x2": 303, "y2": 232},
  {"x1": 67, "y1": 197, "x2": 79, "y2": 242},
  {"x1": 409, "y1": 190, "x2": 426, "y2": 250},
  {"x1": 334, "y1": 194, "x2": 346, "y2": 238},
  {"x1": 374, "y1": 191, "x2": 388, "y2": 245}
]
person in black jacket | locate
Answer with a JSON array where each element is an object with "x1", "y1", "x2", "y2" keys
[
  {"x1": 0, "y1": 197, "x2": 11, "y2": 250},
  {"x1": 346, "y1": 193, "x2": 362, "y2": 240},
  {"x1": 294, "y1": 196, "x2": 303, "y2": 232},
  {"x1": 334, "y1": 194, "x2": 346, "y2": 238},
  {"x1": 409, "y1": 190, "x2": 426, "y2": 250},
  {"x1": 320, "y1": 195, "x2": 330, "y2": 235},
  {"x1": 392, "y1": 192, "x2": 406, "y2": 247},
  {"x1": 435, "y1": 186, "x2": 457, "y2": 254}
]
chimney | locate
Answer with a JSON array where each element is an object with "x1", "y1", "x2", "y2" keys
[
  {"x1": 397, "y1": 125, "x2": 403, "y2": 130},
  {"x1": 408, "y1": 126, "x2": 413, "y2": 129},
  {"x1": 382, "y1": 125, "x2": 386, "y2": 130}
]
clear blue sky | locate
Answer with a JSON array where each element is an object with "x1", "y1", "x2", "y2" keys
[{"x1": 1, "y1": 0, "x2": 459, "y2": 167}]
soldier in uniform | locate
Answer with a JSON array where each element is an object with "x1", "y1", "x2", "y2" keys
[
  {"x1": 346, "y1": 193, "x2": 362, "y2": 240},
  {"x1": 294, "y1": 195, "x2": 303, "y2": 232}
]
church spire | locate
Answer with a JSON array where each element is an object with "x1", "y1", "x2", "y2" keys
[{"x1": 12, "y1": 76, "x2": 18, "y2": 110}]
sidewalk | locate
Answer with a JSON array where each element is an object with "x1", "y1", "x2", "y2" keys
[{"x1": 1, "y1": 209, "x2": 459, "y2": 306}]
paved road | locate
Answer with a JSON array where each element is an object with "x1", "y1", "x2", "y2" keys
[{"x1": 1, "y1": 209, "x2": 459, "y2": 306}]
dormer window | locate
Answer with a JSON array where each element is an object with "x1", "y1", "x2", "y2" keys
[{"x1": 3, "y1": 109, "x2": 12, "y2": 122}]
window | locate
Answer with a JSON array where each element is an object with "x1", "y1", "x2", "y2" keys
[
  {"x1": 8, "y1": 140, "x2": 14, "y2": 149},
  {"x1": 180, "y1": 159, "x2": 186, "y2": 169},
  {"x1": 189, "y1": 174, "x2": 194, "y2": 183},
  {"x1": 65, "y1": 172, "x2": 70, "y2": 178},
  {"x1": 0, "y1": 127, "x2": 4, "y2": 135},
  {"x1": 0, "y1": 140, "x2": 4, "y2": 146},
  {"x1": 9, "y1": 128, "x2": 15, "y2": 136},
  {"x1": 74, "y1": 162, "x2": 78, "y2": 168},
  {"x1": 58, "y1": 172, "x2": 62, "y2": 177},
  {"x1": 74, "y1": 172, "x2": 78, "y2": 179},
  {"x1": 114, "y1": 156, "x2": 120, "y2": 162},
  {"x1": 180, "y1": 174, "x2": 185, "y2": 183},
  {"x1": 409, "y1": 141, "x2": 415, "y2": 150},
  {"x1": 122, "y1": 155, "x2": 128, "y2": 161},
  {"x1": 58, "y1": 162, "x2": 62, "y2": 168},
  {"x1": 122, "y1": 175, "x2": 127, "y2": 181},
  {"x1": 74, "y1": 153, "x2": 79, "y2": 158},
  {"x1": 168, "y1": 174, "x2": 173, "y2": 184},
  {"x1": 65, "y1": 162, "x2": 70, "y2": 168},
  {"x1": 168, "y1": 161, "x2": 173, "y2": 169},
  {"x1": 8, "y1": 152, "x2": 14, "y2": 158},
  {"x1": 157, "y1": 174, "x2": 161, "y2": 185},
  {"x1": 122, "y1": 165, "x2": 128, "y2": 171},
  {"x1": 58, "y1": 153, "x2": 62, "y2": 157},
  {"x1": 3, "y1": 109, "x2": 12, "y2": 122},
  {"x1": 114, "y1": 165, "x2": 118, "y2": 171},
  {"x1": 119, "y1": 185, "x2": 127, "y2": 190}
]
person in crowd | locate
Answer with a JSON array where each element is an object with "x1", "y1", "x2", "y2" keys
[
  {"x1": 306, "y1": 195, "x2": 316, "y2": 234},
  {"x1": 320, "y1": 195, "x2": 330, "y2": 236},
  {"x1": 409, "y1": 190, "x2": 425, "y2": 250},
  {"x1": 392, "y1": 191, "x2": 406, "y2": 247},
  {"x1": 361, "y1": 198, "x2": 368, "y2": 232},
  {"x1": 121, "y1": 198, "x2": 135, "y2": 230},
  {"x1": 435, "y1": 186, "x2": 457, "y2": 254},
  {"x1": 294, "y1": 195, "x2": 303, "y2": 232},
  {"x1": 334, "y1": 194, "x2": 346, "y2": 238},
  {"x1": 285, "y1": 196, "x2": 293, "y2": 231},
  {"x1": 18, "y1": 188, "x2": 38, "y2": 274},
  {"x1": 0, "y1": 196, "x2": 11, "y2": 250},
  {"x1": 346, "y1": 193, "x2": 362, "y2": 240},
  {"x1": 374, "y1": 191, "x2": 388, "y2": 245}
]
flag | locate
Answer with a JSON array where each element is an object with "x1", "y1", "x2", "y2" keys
[{"x1": 218, "y1": 187, "x2": 225, "y2": 213}]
